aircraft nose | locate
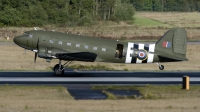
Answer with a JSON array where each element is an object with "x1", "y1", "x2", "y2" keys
[
  {"x1": 14, "y1": 36, "x2": 23, "y2": 45},
  {"x1": 13, "y1": 36, "x2": 19, "y2": 44},
  {"x1": 13, "y1": 36, "x2": 28, "y2": 48}
]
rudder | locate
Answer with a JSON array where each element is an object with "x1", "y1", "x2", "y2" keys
[{"x1": 173, "y1": 28, "x2": 187, "y2": 55}]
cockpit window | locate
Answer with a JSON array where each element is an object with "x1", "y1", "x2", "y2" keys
[
  {"x1": 23, "y1": 32, "x2": 33, "y2": 38},
  {"x1": 23, "y1": 32, "x2": 29, "y2": 36}
]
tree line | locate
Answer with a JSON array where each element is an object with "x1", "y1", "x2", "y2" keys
[
  {"x1": 1, "y1": 0, "x2": 200, "y2": 27},
  {"x1": 131, "y1": 0, "x2": 200, "y2": 12},
  {"x1": 0, "y1": 0, "x2": 135, "y2": 27}
]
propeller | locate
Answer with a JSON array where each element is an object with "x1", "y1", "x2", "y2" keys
[
  {"x1": 34, "y1": 51, "x2": 37, "y2": 63},
  {"x1": 34, "y1": 38, "x2": 39, "y2": 63}
]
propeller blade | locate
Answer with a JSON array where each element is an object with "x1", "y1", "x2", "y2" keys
[
  {"x1": 36, "y1": 38, "x2": 39, "y2": 49},
  {"x1": 34, "y1": 52, "x2": 37, "y2": 63},
  {"x1": 34, "y1": 38, "x2": 39, "y2": 63}
]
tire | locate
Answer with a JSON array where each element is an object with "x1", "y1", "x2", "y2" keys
[
  {"x1": 54, "y1": 64, "x2": 64, "y2": 76},
  {"x1": 159, "y1": 65, "x2": 164, "y2": 70}
]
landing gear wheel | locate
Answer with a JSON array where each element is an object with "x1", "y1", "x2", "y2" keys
[
  {"x1": 54, "y1": 64, "x2": 64, "y2": 76},
  {"x1": 159, "y1": 65, "x2": 164, "y2": 70}
]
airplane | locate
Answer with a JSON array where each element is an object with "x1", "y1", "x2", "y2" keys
[{"x1": 13, "y1": 28, "x2": 188, "y2": 76}]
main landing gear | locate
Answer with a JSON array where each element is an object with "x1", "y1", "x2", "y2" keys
[
  {"x1": 53, "y1": 60, "x2": 72, "y2": 76},
  {"x1": 156, "y1": 62, "x2": 164, "y2": 70}
]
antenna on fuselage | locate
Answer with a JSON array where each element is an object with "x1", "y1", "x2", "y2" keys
[
  {"x1": 34, "y1": 27, "x2": 39, "y2": 30},
  {"x1": 79, "y1": 32, "x2": 83, "y2": 35}
]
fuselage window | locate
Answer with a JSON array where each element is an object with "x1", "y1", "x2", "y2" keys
[
  {"x1": 102, "y1": 48, "x2": 106, "y2": 51},
  {"x1": 48, "y1": 50, "x2": 52, "y2": 54},
  {"x1": 76, "y1": 44, "x2": 80, "y2": 47},
  {"x1": 93, "y1": 47, "x2": 97, "y2": 50},
  {"x1": 49, "y1": 40, "x2": 54, "y2": 44},
  {"x1": 58, "y1": 41, "x2": 62, "y2": 45},
  {"x1": 85, "y1": 45, "x2": 89, "y2": 49},
  {"x1": 67, "y1": 43, "x2": 71, "y2": 46}
]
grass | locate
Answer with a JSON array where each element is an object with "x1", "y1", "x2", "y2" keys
[
  {"x1": 134, "y1": 15, "x2": 172, "y2": 28},
  {"x1": 0, "y1": 85, "x2": 200, "y2": 112},
  {"x1": 102, "y1": 90, "x2": 117, "y2": 100},
  {"x1": 92, "y1": 85, "x2": 200, "y2": 99},
  {"x1": 0, "y1": 85, "x2": 72, "y2": 100},
  {"x1": 68, "y1": 64, "x2": 115, "y2": 71},
  {"x1": 138, "y1": 12, "x2": 200, "y2": 28}
]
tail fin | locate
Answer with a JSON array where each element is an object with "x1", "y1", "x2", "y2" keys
[{"x1": 155, "y1": 28, "x2": 188, "y2": 61}]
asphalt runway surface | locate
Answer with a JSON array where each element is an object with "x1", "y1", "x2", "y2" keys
[
  {"x1": 0, "y1": 71, "x2": 200, "y2": 85},
  {"x1": 2, "y1": 71, "x2": 199, "y2": 100}
]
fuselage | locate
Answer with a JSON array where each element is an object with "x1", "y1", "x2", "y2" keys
[
  {"x1": 13, "y1": 28, "x2": 189, "y2": 73},
  {"x1": 14, "y1": 30, "x2": 159, "y2": 64}
]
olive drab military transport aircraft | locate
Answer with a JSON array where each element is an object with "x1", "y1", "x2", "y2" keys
[{"x1": 13, "y1": 28, "x2": 188, "y2": 76}]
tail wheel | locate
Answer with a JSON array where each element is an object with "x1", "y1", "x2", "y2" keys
[
  {"x1": 54, "y1": 64, "x2": 64, "y2": 76},
  {"x1": 159, "y1": 65, "x2": 164, "y2": 70}
]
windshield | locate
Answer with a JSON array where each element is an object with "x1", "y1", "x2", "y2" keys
[
  {"x1": 23, "y1": 32, "x2": 29, "y2": 36},
  {"x1": 23, "y1": 32, "x2": 33, "y2": 38}
]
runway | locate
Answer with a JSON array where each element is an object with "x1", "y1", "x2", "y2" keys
[{"x1": 0, "y1": 71, "x2": 200, "y2": 85}]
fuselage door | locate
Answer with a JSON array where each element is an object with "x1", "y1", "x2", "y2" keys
[{"x1": 115, "y1": 44, "x2": 124, "y2": 59}]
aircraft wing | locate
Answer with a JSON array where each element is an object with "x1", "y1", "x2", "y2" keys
[{"x1": 55, "y1": 52, "x2": 97, "y2": 62}]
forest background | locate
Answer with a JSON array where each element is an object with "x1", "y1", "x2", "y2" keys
[{"x1": 1, "y1": 0, "x2": 199, "y2": 27}]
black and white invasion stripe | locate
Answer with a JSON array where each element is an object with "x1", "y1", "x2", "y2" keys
[{"x1": 125, "y1": 42, "x2": 155, "y2": 64}]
